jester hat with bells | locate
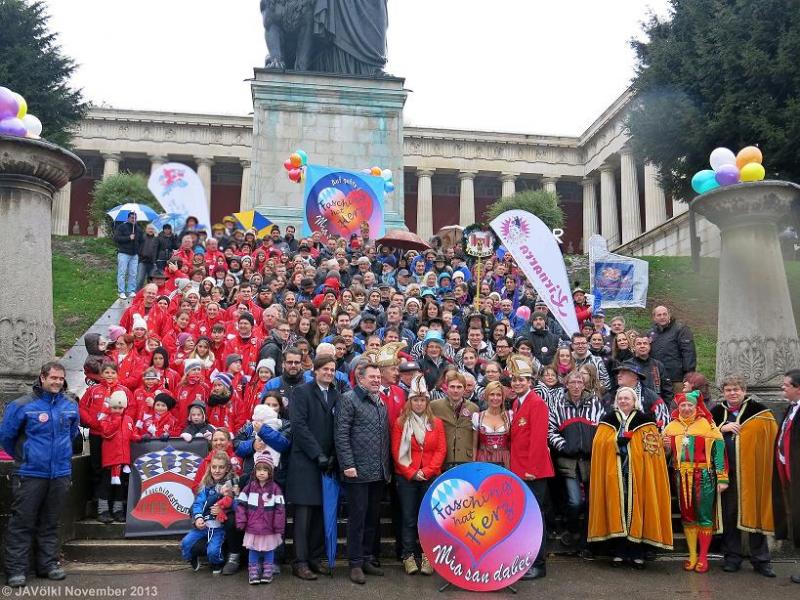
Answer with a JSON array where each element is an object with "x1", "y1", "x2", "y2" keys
[
  {"x1": 375, "y1": 341, "x2": 407, "y2": 368},
  {"x1": 408, "y1": 373, "x2": 429, "y2": 399}
]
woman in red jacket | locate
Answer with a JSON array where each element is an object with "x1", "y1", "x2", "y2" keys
[
  {"x1": 113, "y1": 334, "x2": 144, "y2": 392},
  {"x1": 391, "y1": 375, "x2": 446, "y2": 576}
]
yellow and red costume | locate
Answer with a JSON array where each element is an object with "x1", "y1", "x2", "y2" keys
[{"x1": 663, "y1": 391, "x2": 728, "y2": 573}]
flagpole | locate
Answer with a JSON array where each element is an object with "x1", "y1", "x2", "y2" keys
[{"x1": 474, "y1": 240, "x2": 484, "y2": 311}]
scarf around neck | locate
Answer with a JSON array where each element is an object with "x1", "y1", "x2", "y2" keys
[{"x1": 398, "y1": 412, "x2": 428, "y2": 468}]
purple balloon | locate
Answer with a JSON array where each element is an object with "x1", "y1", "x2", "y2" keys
[
  {"x1": 0, "y1": 87, "x2": 19, "y2": 120},
  {"x1": 715, "y1": 164, "x2": 740, "y2": 186},
  {"x1": 0, "y1": 117, "x2": 28, "y2": 137}
]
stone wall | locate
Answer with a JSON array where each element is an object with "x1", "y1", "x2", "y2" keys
[{"x1": 615, "y1": 210, "x2": 722, "y2": 258}]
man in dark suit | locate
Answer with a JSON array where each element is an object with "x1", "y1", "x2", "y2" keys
[
  {"x1": 286, "y1": 354, "x2": 340, "y2": 580},
  {"x1": 774, "y1": 368, "x2": 800, "y2": 584}
]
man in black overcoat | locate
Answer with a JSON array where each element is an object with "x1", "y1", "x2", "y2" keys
[
  {"x1": 286, "y1": 354, "x2": 340, "y2": 580},
  {"x1": 774, "y1": 369, "x2": 800, "y2": 584}
]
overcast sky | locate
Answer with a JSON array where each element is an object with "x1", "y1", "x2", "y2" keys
[{"x1": 45, "y1": 0, "x2": 672, "y2": 136}]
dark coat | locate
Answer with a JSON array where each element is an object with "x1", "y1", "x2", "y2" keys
[
  {"x1": 286, "y1": 382, "x2": 339, "y2": 505},
  {"x1": 774, "y1": 404, "x2": 800, "y2": 548},
  {"x1": 649, "y1": 319, "x2": 697, "y2": 381},
  {"x1": 630, "y1": 355, "x2": 674, "y2": 406},
  {"x1": 156, "y1": 231, "x2": 179, "y2": 263},
  {"x1": 527, "y1": 327, "x2": 559, "y2": 365},
  {"x1": 113, "y1": 221, "x2": 144, "y2": 256},
  {"x1": 335, "y1": 386, "x2": 391, "y2": 483},
  {"x1": 139, "y1": 233, "x2": 159, "y2": 264}
]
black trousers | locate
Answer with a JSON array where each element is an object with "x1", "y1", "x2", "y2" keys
[
  {"x1": 96, "y1": 470, "x2": 129, "y2": 503},
  {"x1": 395, "y1": 477, "x2": 431, "y2": 559},
  {"x1": 525, "y1": 479, "x2": 550, "y2": 570},
  {"x1": 345, "y1": 480, "x2": 384, "y2": 567},
  {"x1": 4, "y1": 476, "x2": 71, "y2": 576},
  {"x1": 293, "y1": 505, "x2": 324, "y2": 565},
  {"x1": 88, "y1": 434, "x2": 103, "y2": 500},
  {"x1": 610, "y1": 537, "x2": 645, "y2": 560},
  {"x1": 720, "y1": 477, "x2": 771, "y2": 566}
]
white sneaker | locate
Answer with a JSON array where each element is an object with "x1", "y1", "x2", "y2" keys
[
  {"x1": 118, "y1": 293, "x2": 127, "y2": 300},
  {"x1": 127, "y1": 292, "x2": 137, "y2": 299}
]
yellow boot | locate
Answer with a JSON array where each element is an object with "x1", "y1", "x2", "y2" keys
[{"x1": 683, "y1": 525, "x2": 698, "y2": 571}]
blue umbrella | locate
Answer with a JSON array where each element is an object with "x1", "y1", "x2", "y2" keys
[
  {"x1": 107, "y1": 202, "x2": 160, "y2": 222},
  {"x1": 321, "y1": 473, "x2": 340, "y2": 573},
  {"x1": 151, "y1": 212, "x2": 189, "y2": 231}
]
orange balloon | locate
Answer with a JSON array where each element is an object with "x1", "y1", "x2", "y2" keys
[
  {"x1": 370, "y1": 166, "x2": 382, "y2": 176},
  {"x1": 736, "y1": 146, "x2": 762, "y2": 169},
  {"x1": 290, "y1": 153, "x2": 302, "y2": 168}
]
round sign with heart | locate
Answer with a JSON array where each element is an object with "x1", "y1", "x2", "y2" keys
[
  {"x1": 418, "y1": 462, "x2": 542, "y2": 591},
  {"x1": 304, "y1": 168, "x2": 384, "y2": 239}
]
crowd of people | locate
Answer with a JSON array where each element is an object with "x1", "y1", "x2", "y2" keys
[{"x1": 3, "y1": 213, "x2": 800, "y2": 589}]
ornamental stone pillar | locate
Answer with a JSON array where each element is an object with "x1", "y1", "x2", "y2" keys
[
  {"x1": 458, "y1": 170, "x2": 477, "y2": 226},
  {"x1": 581, "y1": 177, "x2": 599, "y2": 252},
  {"x1": 692, "y1": 182, "x2": 800, "y2": 397},
  {"x1": 240, "y1": 160, "x2": 252, "y2": 212},
  {"x1": 541, "y1": 177, "x2": 559, "y2": 197},
  {"x1": 644, "y1": 162, "x2": 668, "y2": 230},
  {"x1": 51, "y1": 181, "x2": 71, "y2": 236},
  {"x1": 416, "y1": 168, "x2": 434, "y2": 241},
  {"x1": 150, "y1": 154, "x2": 167, "y2": 173},
  {"x1": 102, "y1": 153, "x2": 120, "y2": 178},
  {"x1": 600, "y1": 163, "x2": 620, "y2": 248},
  {"x1": 500, "y1": 172, "x2": 517, "y2": 198},
  {"x1": 620, "y1": 147, "x2": 641, "y2": 244},
  {"x1": 196, "y1": 157, "x2": 214, "y2": 210},
  {"x1": 0, "y1": 136, "x2": 85, "y2": 397}
]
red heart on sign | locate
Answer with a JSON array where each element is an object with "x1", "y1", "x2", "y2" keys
[{"x1": 430, "y1": 474, "x2": 524, "y2": 562}]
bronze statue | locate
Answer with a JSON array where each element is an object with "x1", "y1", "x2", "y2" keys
[{"x1": 260, "y1": 0, "x2": 388, "y2": 76}]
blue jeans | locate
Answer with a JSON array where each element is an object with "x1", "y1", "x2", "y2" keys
[
  {"x1": 248, "y1": 549, "x2": 274, "y2": 566},
  {"x1": 136, "y1": 261, "x2": 155, "y2": 290},
  {"x1": 181, "y1": 526, "x2": 226, "y2": 566},
  {"x1": 563, "y1": 476, "x2": 587, "y2": 542},
  {"x1": 117, "y1": 253, "x2": 138, "y2": 295}
]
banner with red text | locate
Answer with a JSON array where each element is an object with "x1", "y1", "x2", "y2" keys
[
  {"x1": 490, "y1": 210, "x2": 579, "y2": 336},
  {"x1": 125, "y1": 439, "x2": 207, "y2": 538}
]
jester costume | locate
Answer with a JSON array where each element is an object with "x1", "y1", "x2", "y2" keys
[{"x1": 663, "y1": 391, "x2": 728, "y2": 573}]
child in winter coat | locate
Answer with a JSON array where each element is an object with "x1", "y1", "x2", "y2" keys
[
  {"x1": 235, "y1": 453, "x2": 285, "y2": 584},
  {"x1": 181, "y1": 451, "x2": 237, "y2": 573},
  {"x1": 180, "y1": 400, "x2": 215, "y2": 442},
  {"x1": 133, "y1": 368, "x2": 167, "y2": 424},
  {"x1": 234, "y1": 402, "x2": 290, "y2": 477},
  {"x1": 96, "y1": 390, "x2": 135, "y2": 524},
  {"x1": 135, "y1": 393, "x2": 178, "y2": 440},
  {"x1": 175, "y1": 360, "x2": 210, "y2": 422},
  {"x1": 194, "y1": 428, "x2": 243, "y2": 485},
  {"x1": 207, "y1": 372, "x2": 237, "y2": 430}
]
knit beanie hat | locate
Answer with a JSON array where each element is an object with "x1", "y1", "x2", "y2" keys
[
  {"x1": 212, "y1": 372, "x2": 233, "y2": 391},
  {"x1": 254, "y1": 452, "x2": 274, "y2": 468},
  {"x1": 183, "y1": 358, "x2": 204, "y2": 373},
  {"x1": 238, "y1": 312, "x2": 255, "y2": 326},
  {"x1": 177, "y1": 332, "x2": 193, "y2": 347},
  {"x1": 154, "y1": 392, "x2": 176, "y2": 411},
  {"x1": 132, "y1": 314, "x2": 148, "y2": 331},
  {"x1": 107, "y1": 325, "x2": 126, "y2": 342},
  {"x1": 108, "y1": 390, "x2": 128, "y2": 409},
  {"x1": 142, "y1": 368, "x2": 160, "y2": 381},
  {"x1": 257, "y1": 358, "x2": 276, "y2": 374},
  {"x1": 225, "y1": 354, "x2": 243, "y2": 368}
]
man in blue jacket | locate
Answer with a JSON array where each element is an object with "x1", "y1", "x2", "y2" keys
[{"x1": 0, "y1": 362, "x2": 81, "y2": 588}]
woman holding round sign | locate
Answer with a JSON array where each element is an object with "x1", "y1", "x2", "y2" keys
[
  {"x1": 588, "y1": 386, "x2": 673, "y2": 568},
  {"x1": 391, "y1": 375, "x2": 447, "y2": 575}
]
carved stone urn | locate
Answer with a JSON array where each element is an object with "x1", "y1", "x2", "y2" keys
[
  {"x1": 0, "y1": 135, "x2": 85, "y2": 399},
  {"x1": 692, "y1": 181, "x2": 800, "y2": 398}
]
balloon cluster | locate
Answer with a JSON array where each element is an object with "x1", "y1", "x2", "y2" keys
[
  {"x1": 363, "y1": 166, "x2": 395, "y2": 193},
  {"x1": 691, "y1": 146, "x2": 765, "y2": 195},
  {"x1": 0, "y1": 86, "x2": 43, "y2": 139},
  {"x1": 283, "y1": 149, "x2": 308, "y2": 184}
]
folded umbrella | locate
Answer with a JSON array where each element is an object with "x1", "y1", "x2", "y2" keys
[{"x1": 321, "y1": 472, "x2": 340, "y2": 574}]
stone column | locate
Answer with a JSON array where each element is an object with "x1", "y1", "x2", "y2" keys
[
  {"x1": 692, "y1": 182, "x2": 800, "y2": 396},
  {"x1": 458, "y1": 170, "x2": 477, "y2": 226},
  {"x1": 416, "y1": 168, "x2": 434, "y2": 241},
  {"x1": 239, "y1": 159, "x2": 252, "y2": 212},
  {"x1": 196, "y1": 157, "x2": 214, "y2": 210},
  {"x1": 541, "y1": 177, "x2": 559, "y2": 197},
  {"x1": 581, "y1": 177, "x2": 599, "y2": 252},
  {"x1": 600, "y1": 163, "x2": 620, "y2": 247},
  {"x1": 0, "y1": 137, "x2": 85, "y2": 396},
  {"x1": 620, "y1": 147, "x2": 642, "y2": 244},
  {"x1": 500, "y1": 172, "x2": 517, "y2": 198},
  {"x1": 102, "y1": 153, "x2": 120, "y2": 178},
  {"x1": 150, "y1": 154, "x2": 167, "y2": 173},
  {"x1": 673, "y1": 198, "x2": 689, "y2": 216},
  {"x1": 644, "y1": 162, "x2": 668, "y2": 230},
  {"x1": 51, "y1": 181, "x2": 71, "y2": 236}
]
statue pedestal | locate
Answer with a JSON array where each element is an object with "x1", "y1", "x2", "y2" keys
[
  {"x1": 0, "y1": 136, "x2": 85, "y2": 399},
  {"x1": 692, "y1": 181, "x2": 800, "y2": 398},
  {"x1": 250, "y1": 69, "x2": 408, "y2": 231}
]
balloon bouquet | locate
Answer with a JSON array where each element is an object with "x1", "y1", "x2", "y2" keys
[
  {"x1": 691, "y1": 146, "x2": 765, "y2": 195},
  {"x1": 0, "y1": 86, "x2": 44, "y2": 139},
  {"x1": 282, "y1": 149, "x2": 396, "y2": 193}
]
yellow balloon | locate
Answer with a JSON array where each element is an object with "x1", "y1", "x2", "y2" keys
[
  {"x1": 13, "y1": 93, "x2": 27, "y2": 119},
  {"x1": 740, "y1": 162, "x2": 765, "y2": 182}
]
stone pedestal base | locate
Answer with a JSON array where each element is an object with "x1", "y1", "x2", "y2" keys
[
  {"x1": 0, "y1": 136, "x2": 84, "y2": 398},
  {"x1": 250, "y1": 69, "x2": 407, "y2": 232},
  {"x1": 692, "y1": 181, "x2": 800, "y2": 396}
]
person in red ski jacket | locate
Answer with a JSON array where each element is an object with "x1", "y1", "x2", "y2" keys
[
  {"x1": 135, "y1": 393, "x2": 179, "y2": 440},
  {"x1": 95, "y1": 391, "x2": 135, "y2": 523},
  {"x1": 174, "y1": 360, "x2": 211, "y2": 422},
  {"x1": 120, "y1": 283, "x2": 171, "y2": 337},
  {"x1": 132, "y1": 368, "x2": 168, "y2": 425},
  {"x1": 223, "y1": 313, "x2": 262, "y2": 377},
  {"x1": 207, "y1": 372, "x2": 238, "y2": 431},
  {"x1": 150, "y1": 347, "x2": 181, "y2": 392},
  {"x1": 112, "y1": 334, "x2": 144, "y2": 392}
]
